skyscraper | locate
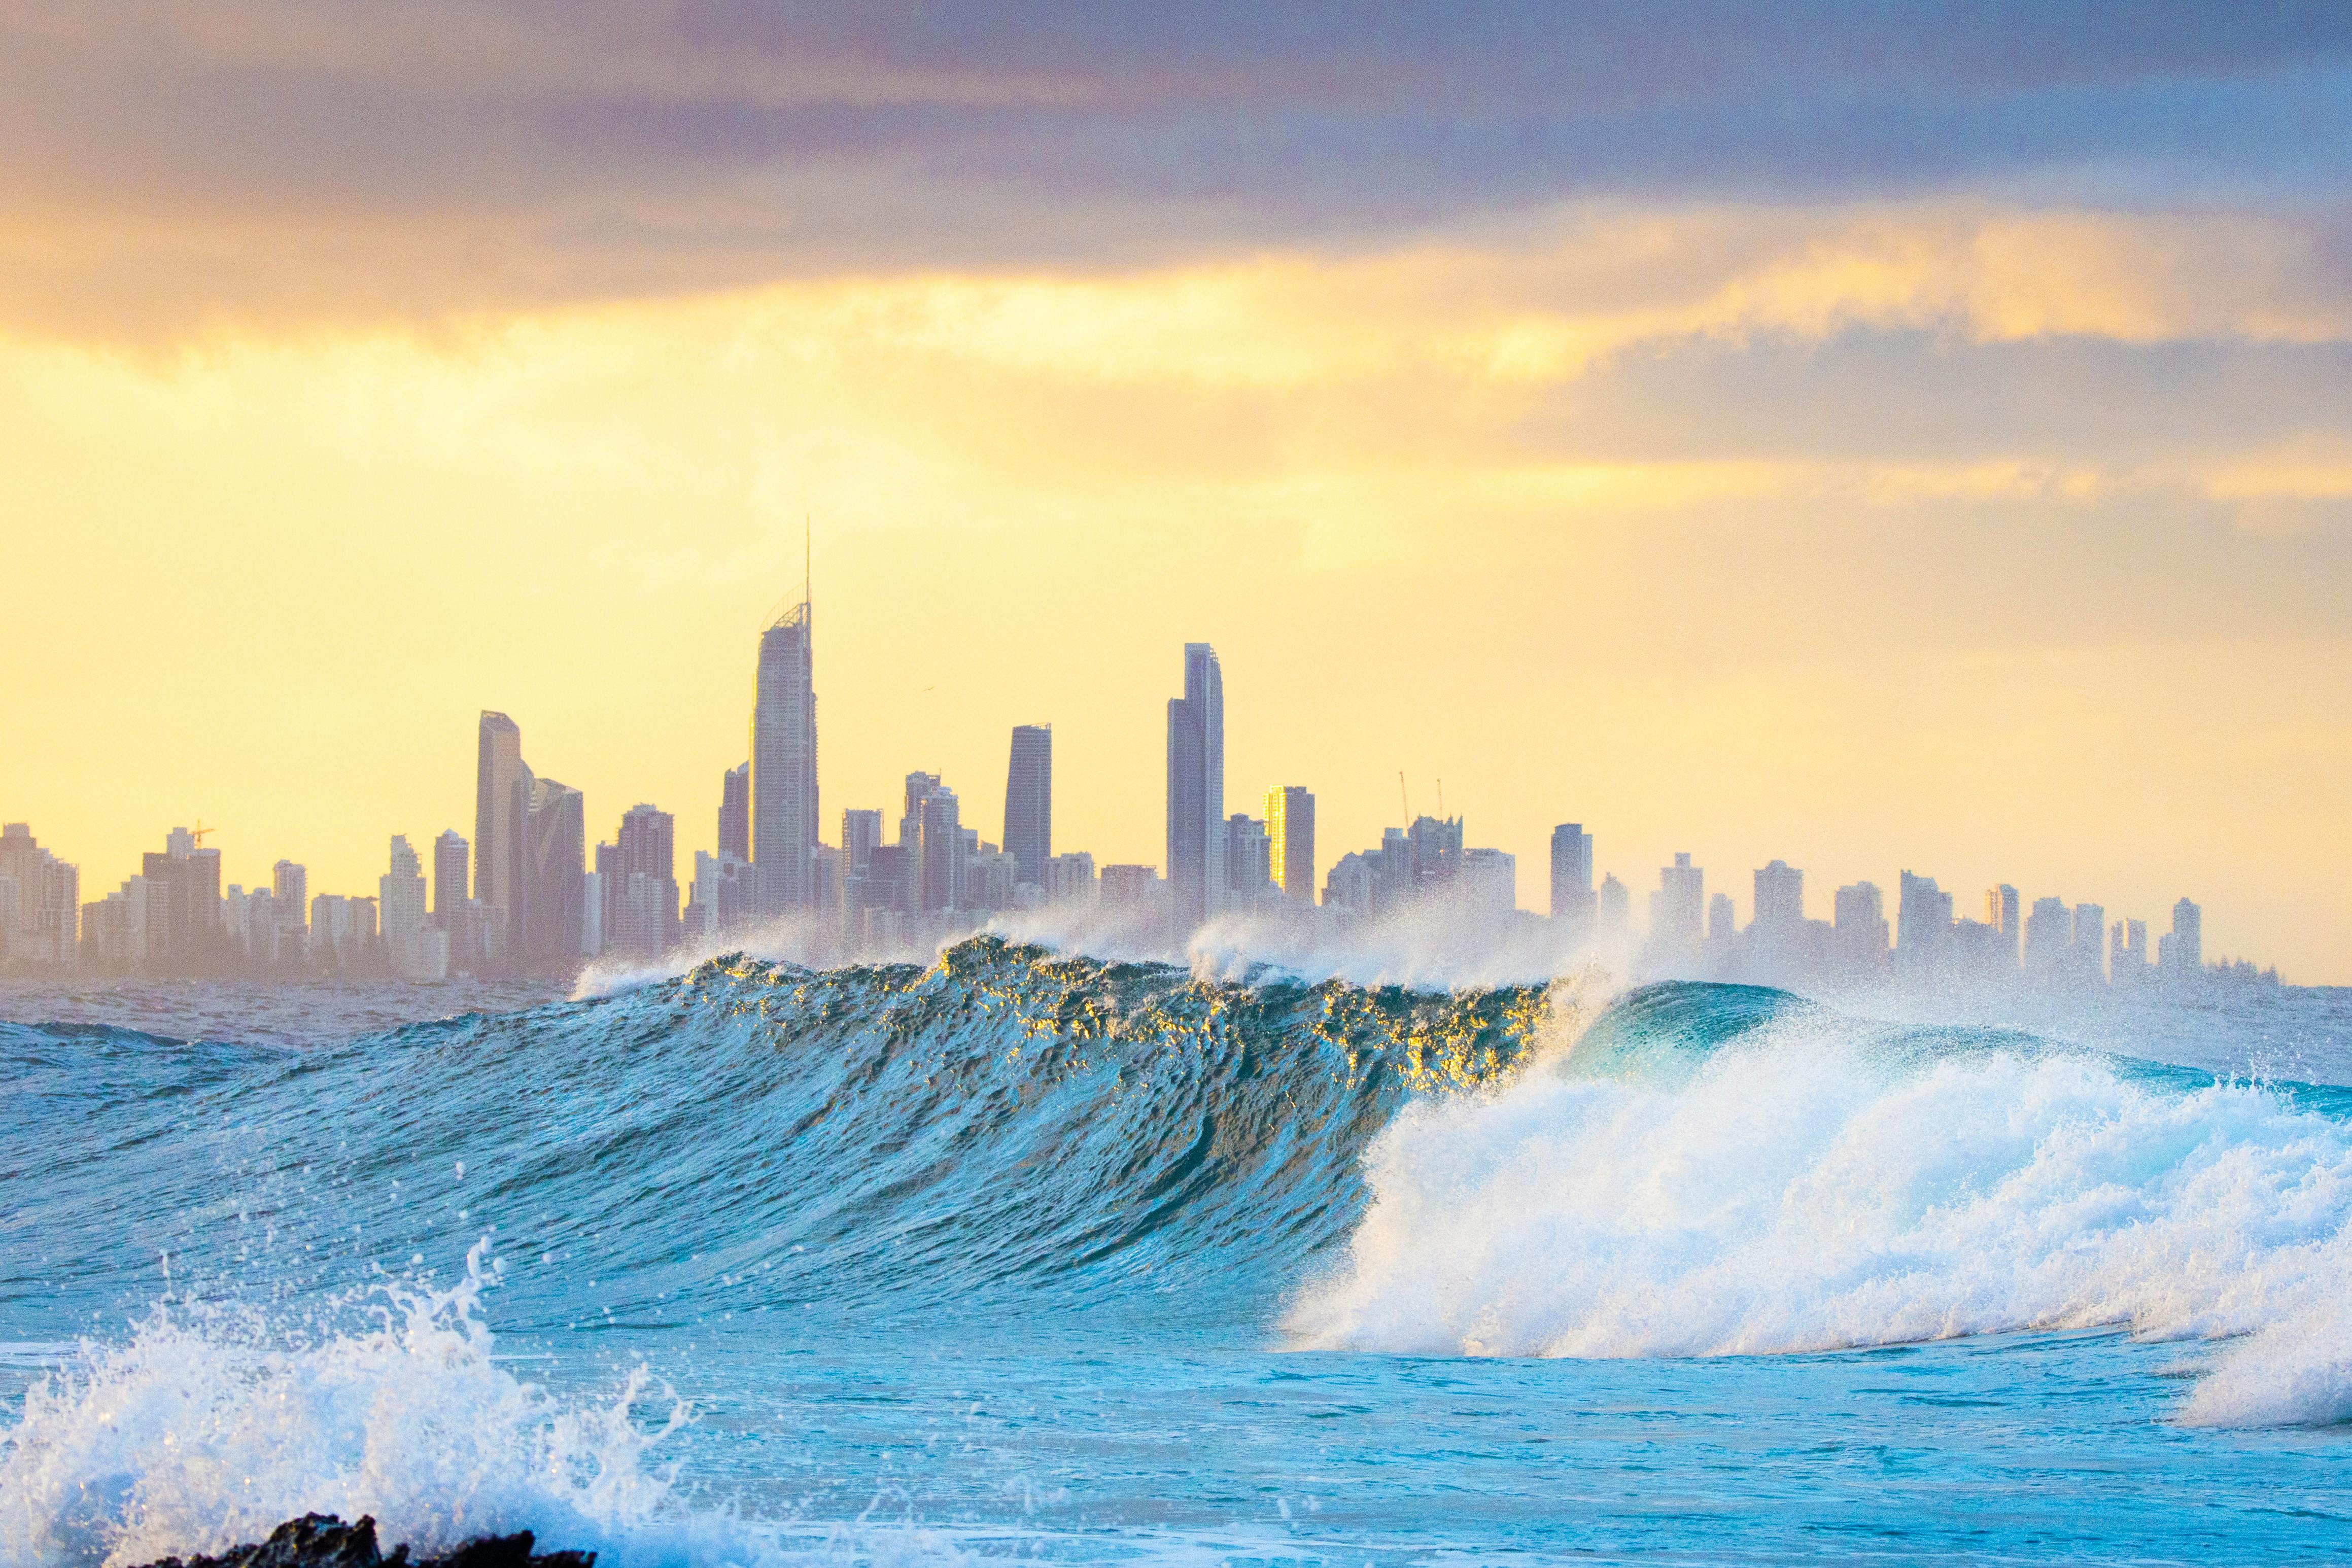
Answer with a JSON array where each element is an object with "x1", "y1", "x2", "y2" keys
[
  {"x1": 917, "y1": 787, "x2": 962, "y2": 912},
  {"x1": 751, "y1": 597, "x2": 818, "y2": 916},
  {"x1": 524, "y1": 776, "x2": 586, "y2": 963},
  {"x1": 0, "y1": 823, "x2": 79, "y2": 967},
  {"x1": 381, "y1": 835, "x2": 444, "y2": 980},
  {"x1": 1988, "y1": 884, "x2": 2021, "y2": 966},
  {"x1": 1652, "y1": 853, "x2": 1705, "y2": 950},
  {"x1": 1004, "y1": 725, "x2": 1053, "y2": 890},
  {"x1": 609, "y1": 804, "x2": 679, "y2": 953},
  {"x1": 1548, "y1": 824, "x2": 1594, "y2": 921},
  {"x1": 1753, "y1": 860, "x2": 1803, "y2": 931},
  {"x1": 432, "y1": 831, "x2": 468, "y2": 923},
  {"x1": 1833, "y1": 881, "x2": 1889, "y2": 970},
  {"x1": 1265, "y1": 786, "x2": 1316, "y2": 904},
  {"x1": 719, "y1": 762, "x2": 751, "y2": 864},
  {"x1": 1225, "y1": 814, "x2": 1272, "y2": 899},
  {"x1": 474, "y1": 710, "x2": 527, "y2": 960},
  {"x1": 1895, "y1": 871, "x2": 1953, "y2": 969},
  {"x1": 1165, "y1": 643, "x2": 1224, "y2": 929},
  {"x1": 2160, "y1": 897, "x2": 2203, "y2": 975}
]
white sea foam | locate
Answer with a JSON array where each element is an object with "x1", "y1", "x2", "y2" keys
[
  {"x1": 1286, "y1": 1016, "x2": 2352, "y2": 1427},
  {"x1": 0, "y1": 1243, "x2": 984, "y2": 1567}
]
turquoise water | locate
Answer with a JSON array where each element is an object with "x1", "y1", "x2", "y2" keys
[{"x1": 4, "y1": 942, "x2": 2350, "y2": 1564}]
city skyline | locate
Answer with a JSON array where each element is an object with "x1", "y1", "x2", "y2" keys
[
  {"x1": 0, "y1": 585, "x2": 2314, "y2": 973},
  {"x1": 1, "y1": 604, "x2": 2289, "y2": 987}
]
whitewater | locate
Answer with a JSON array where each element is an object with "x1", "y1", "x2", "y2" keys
[{"x1": 5, "y1": 937, "x2": 2351, "y2": 1565}]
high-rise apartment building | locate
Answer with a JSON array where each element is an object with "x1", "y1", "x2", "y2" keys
[
  {"x1": 474, "y1": 711, "x2": 527, "y2": 960},
  {"x1": 1894, "y1": 871, "x2": 1952, "y2": 969},
  {"x1": 1833, "y1": 881, "x2": 1889, "y2": 969},
  {"x1": 1265, "y1": 787, "x2": 1315, "y2": 904},
  {"x1": 381, "y1": 835, "x2": 446, "y2": 980},
  {"x1": 917, "y1": 788, "x2": 962, "y2": 912},
  {"x1": 1599, "y1": 873, "x2": 1632, "y2": 934},
  {"x1": 2071, "y1": 902, "x2": 2107, "y2": 983},
  {"x1": 1988, "y1": 884, "x2": 2021, "y2": 966},
  {"x1": 1548, "y1": 824, "x2": 1594, "y2": 922},
  {"x1": 1002, "y1": 725, "x2": 1053, "y2": 890},
  {"x1": 1651, "y1": 853, "x2": 1705, "y2": 950},
  {"x1": 272, "y1": 859, "x2": 307, "y2": 934},
  {"x1": 2024, "y1": 896, "x2": 2070, "y2": 975},
  {"x1": 524, "y1": 777, "x2": 586, "y2": 963},
  {"x1": 0, "y1": 823, "x2": 78, "y2": 967},
  {"x1": 899, "y1": 773, "x2": 943, "y2": 848},
  {"x1": 606, "y1": 804, "x2": 679, "y2": 953},
  {"x1": 432, "y1": 832, "x2": 468, "y2": 922},
  {"x1": 1046, "y1": 852, "x2": 1097, "y2": 904},
  {"x1": 719, "y1": 762, "x2": 752, "y2": 864},
  {"x1": 1165, "y1": 643, "x2": 1224, "y2": 929},
  {"x1": 751, "y1": 598, "x2": 819, "y2": 916},
  {"x1": 1461, "y1": 847, "x2": 1517, "y2": 913},
  {"x1": 2160, "y1": 897, "x2": 2203, "y2": 974},
  {"x1": 1225, "y1": 814, "x2": 1272, "y2": 900},
  {"x1": 1753, "y1": 860, "x2": 1804, "y2": 932}
]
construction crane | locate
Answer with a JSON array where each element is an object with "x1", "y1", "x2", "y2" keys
[{"x1": 190, "y1": 821, "x2": 215, "y2": 847}]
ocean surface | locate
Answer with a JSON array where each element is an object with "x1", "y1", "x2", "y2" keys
[{"x1": 4, "y1": 942, "x2": 2352, "y2": 1565}]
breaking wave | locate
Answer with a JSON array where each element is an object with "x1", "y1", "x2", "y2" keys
[{"x1": 6, "y1": 937, "x2": 2352, "y2": 1565}]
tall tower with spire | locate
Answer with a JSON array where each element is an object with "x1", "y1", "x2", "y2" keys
[{"x1": 750, "y1": 546, "x2": 819, "y2": 916}]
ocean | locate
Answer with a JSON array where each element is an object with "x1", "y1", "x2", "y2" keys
[{"x1": 4, "y1": 939, "x2": 2350, "y2": 1565}]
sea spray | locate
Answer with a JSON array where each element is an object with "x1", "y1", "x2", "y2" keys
[
  {"x1": 0, "y1": 1242, "x2": 687, "y2": 1567},
  {"x1": 1285, "y1": 1008, "x2": 2352, "y2": 1427}
]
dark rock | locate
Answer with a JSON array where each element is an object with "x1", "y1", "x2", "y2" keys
[{"x1": 129, "y1": 1513, "x2": 593, "y2": 1568}]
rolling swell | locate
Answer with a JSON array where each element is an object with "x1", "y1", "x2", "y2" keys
[{"x1": 0, "y1": 937, "x2": 1550, "y2": 1333}]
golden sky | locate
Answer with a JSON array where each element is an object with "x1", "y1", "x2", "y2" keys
[{"x1": 3, "y1": 9, "x2": 2349, "y2": 977}]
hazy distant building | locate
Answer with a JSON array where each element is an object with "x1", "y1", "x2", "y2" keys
[
  {"x1": 2071, "y1": 902, "x2": 2107, "y2": 984},
  {"x1": 381, "y1": 835, "x2": 446, "y2": 981},
  {"x1": 137, "y1": 829, "x2": 222, "y2": 973},
  {"x1": 752, "y1": 596, "x2": 819, "y2": 915},
  {"x1": 1165, "y1": 643, "x2": 1225, "y2": 929},
  {"x1": 1753, "y1": 860, "x2": 1804, "y2": 932},
  {"x1": 1651, "y1": 854, "x2": 1705, "y2": 952},
  {"x1": 1894, "y1": 872, "x2": 1952, "y2": 975},
  {"x1": 432, "y1": 832, "x2": 468, "y2": 923},
  {"x1": 2160, "y1": 897, "x2": 2203, "y2": 975},
  {"x1": 1461, "y1": 847, "x2": 1518, "y2": 914},
  {"x1": 524, "y1": 776, "x2": 586, "y2": 964},
  {"x1": 1598, "y1": 873, "x2": 1632, "y2": 935},
  {"x1": 718, "y1": 762, "x2": 752, "y2": 864},
  {"x1": 839, "y1": 808, "x2": 884, "y2": 913},
  {"x1": 1046, "y1": 851, "x2": 1098, "y2": 905},
  {"x1": 1708, "y1": 892, "x2": 1736, "y2": 943},
  {"x1": 310, "y1": 894, "x2": 378, "y2": 968},
  {"x1": 1265, "y1": 787, "x2": 1315, "y2": 904},
  {"x1": 474, "y1": 711, "x2": 528, "y2": 961},
  {"x1": 1100, "y1": 863, "x2": 1162, "y2": 916},
  {"x1": 1549, "y1": 824, "x2": 1595, "y2": 923},
  {"x1": 2024, "y1": 896, "x2": 2071, "y2": 977},
  {"x1": 1004, "y1": 725, "x2": 1053, "y2": 890},
  {"x1": 1407, "y1": 816, "x2": 1463, "y2": 889},
  {"x1": 1225, "y1": 813, "x2": 1272, "y2": 901},
  {"x1": 917, "y1": 787, "x2": 962, "y2": 913},
  {"x1": 2112, "y1": 918, "x2": 2150, "y2": 985},
  {"x1": 605, "y1": 804, "x2": 679, "y2": 954},
  {"x1": 272, "y1": 859, "x2": 308, "y2": 936},
  {"x1": 685, "y1": 851, "x2": 756, "y2": 943},
  {"x1": 1832, "y1": 881, "x2": 1889, "y2": 972},
  {"x1": 1988, "y1": 884, "x2": 2021, "y2": 967},
  {"x1": 0, "y1": 823, "x2": 78, "y2": 967}
]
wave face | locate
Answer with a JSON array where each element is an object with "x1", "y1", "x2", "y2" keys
[{"x1": 0, "y1": 938, "x2": 1548, "y2": 1336}]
